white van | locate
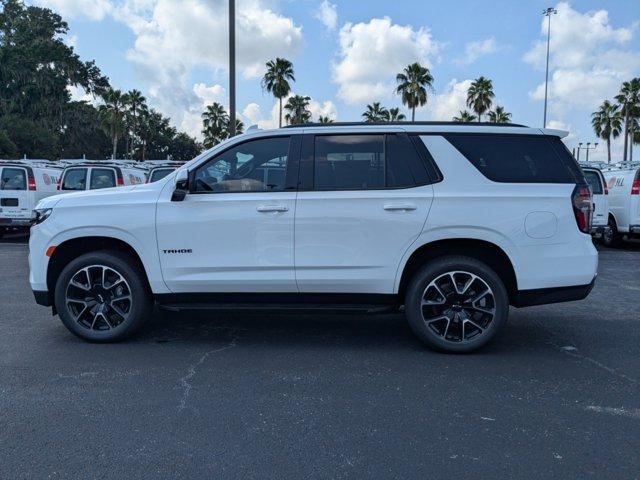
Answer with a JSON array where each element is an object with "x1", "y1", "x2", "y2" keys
[
  {"x1": 58, "y1": 163, "x2": 147, "y2": 192},
  {"x1": 580, "y1": 165, "x2": 610, "y2": 239},
  {"x1": 602, "y1": 163, "x2": 640, "y2": 247},
  {"x1": 145, "y1": 161, "x2": 184, "y2": 183},
  {"x1": 0, "y1": 160, "x2": 62, "y2": 236}
]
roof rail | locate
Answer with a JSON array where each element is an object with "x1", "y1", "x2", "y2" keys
[
  {"x1": 0, "y1": 159, "x2": 61, "y2": 168},
  {"x1": 282, "y1": 121, "x2": 528, "y2": 128}
]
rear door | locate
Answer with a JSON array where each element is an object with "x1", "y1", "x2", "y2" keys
[
  {"x1": 294, "y1": 132, "x2": 435, "y2": 294},
  {"x1": 61, "y1": 168, "x2": 88, "y2": 191},
  {"x1": 583, "y1": 168, "x2": 607, "y2": 227},
  {"x1": 0, "y1": 166, "x2": 31, "y2": 222},
  {"x1": 89, "y1": 167, "x2": 117, "y2": 189}
]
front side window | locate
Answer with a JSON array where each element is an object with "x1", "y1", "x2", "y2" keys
[
  {"x1": 0, "y1": 168, "x2": 27, "y2": 190},
  {"x1": 90, "y1": 168, "x2": 116, "y2": 189},
  {"x1": 193, "y1": 137, "x2": 290, "y2": 193},
  {"x1": 583, "y1": 170, "x2": 603, "y2": 195},
  {"x1": 445, "y1": 134, "x2": 583, "y2": 183},
  {"x1": 62, "y1": 168, "x2": 87, "y2": 191}
]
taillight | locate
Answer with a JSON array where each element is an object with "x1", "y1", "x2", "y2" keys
[
  {"x1": 603, "y1": 182, "x2": 608, "y2": 195},
  {"x1": 572, "y1": 185, "x2": 592, "y2": 234},
  {"x1": 116, "y1": 176, "x2": 124, "y2": 186},
  {"x1": 28, "y1": 175, "x2": 36, "y2": 191},
  {"x1": 631, "y1": 180, "x2": 640, "y2": 195},
  {"x1": 56, "y1": 177, "x2": 61, "y2": 190}
]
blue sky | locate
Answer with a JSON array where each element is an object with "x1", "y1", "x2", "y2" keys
[{"x1": 31, "y1": 0, "x2": 640, "y2": 162}]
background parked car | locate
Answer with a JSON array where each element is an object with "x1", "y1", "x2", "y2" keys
[
  {"x1": 145, "y1": 161, "x2": 184, "y2": 183},
  {"x1": 58, "y1": 162, "x2": 147, "y2": 192},
  {"x1": 580, "y1": 164, "x2": 610, "y2": 240},
  {"x1": 0, "y1": 160, "x2": 62, "y2": 237},
  {"x1": 602, "y1": 163, "x2": 640, "y2": 247}
]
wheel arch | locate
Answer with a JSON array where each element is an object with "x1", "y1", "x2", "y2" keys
[{"x1": 396, "y1": 238, "x2": 518, "y2": 303}]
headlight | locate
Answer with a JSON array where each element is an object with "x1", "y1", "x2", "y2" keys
[{"x1": 32, "y1": 208, "x2": 53, "y2": 225}]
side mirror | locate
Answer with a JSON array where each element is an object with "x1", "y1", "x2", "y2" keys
[{"x1": 171, "y1": 169, "x2": 189, "y2": 202}]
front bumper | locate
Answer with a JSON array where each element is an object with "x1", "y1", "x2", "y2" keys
[
  {"x1": 0, "y1": 217, "x2": 32, "y2": 227},
  {"x1": 512, "y1": 276, "x2": 596, "y2": 308}
]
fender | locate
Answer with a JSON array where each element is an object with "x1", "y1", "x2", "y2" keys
[{"x1": 393, "y1": 226, "x2": 520, "y2": 294}]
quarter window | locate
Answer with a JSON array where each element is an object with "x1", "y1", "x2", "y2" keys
[
  {"x1": 90, "y1": 168, "x2": 116, "y2": 189},
  {"x1": 62, "y1": 168, "x2": 87, "y2": 191},
  {"x1": 0, "y1": 168, "x2": 27, "y2": 190},
  {"x1": 193, "y1": 137, "x2": 290, "y2": 193}
]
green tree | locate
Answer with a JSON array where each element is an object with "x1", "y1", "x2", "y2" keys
[
  {"x1": 284, "y1": 95, "x2": 311, "y2": 125},
  {"x1": 262, "y1": 58, "x2": 295, "y2": 128},
  {"x1": 0, "y1": 129, "x2": 17, "y2": 157},
  {"x1": 125, "y1": 89, "x2": 146, "y2": 157},
  {"x1": 99, "y1": 88, "x2": 127, "y2": 159},
  {"x1": 466, "y1": 76, "x2": 494, "y2": 122},
  {"x1": 395, "y1": 63, "x2": 434, "y2": 122},
  {"x1": 615, "y1": 77, "x2": 640, "y2": 162},
  {"x1": 169, "y1": 132, "x2": 202, "y2": 161},
  {"x1": 591, "y1": 100, "x2": 622, "y2": 164},
  {"x1": 201, "y1": 102, "x2": 228, "y2": 149},
  {"x1": 362, "y1": 102, "x2": 389, "y2": 122},
  {"x1": 452, "y1": 110, "x2": 477, "y2": 122},
  {"x1": 59, "y1": 101, "x2": 111, "y2": 158},
  {"x1": 387, "y1": 107, "x2": 406, "y2": 121},
  {"x1": 317, "y1": 115, "x2": 333, "y2": 123},
  {"x1": 487, "y1": 106, "x2": 512, "y2": 123}
]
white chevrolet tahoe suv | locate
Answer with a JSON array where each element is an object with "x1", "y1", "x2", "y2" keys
[{"x1": 29, "y1": 123, "x2": 598, "y2": 352}]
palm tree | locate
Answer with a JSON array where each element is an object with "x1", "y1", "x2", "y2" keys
[
  {"x1": 452, "y1": 110, "x2": 477, "y2": 122},
  {"x1": 487, "y1": 106, "x2": 512, "y2": 123},
  {"x1": 318, "y1": 115, "x2": 334, "y2": 123},
  {"x1": 99, "y1": 88, "x2": 127, "y2": 159},
  {"x1": 591, "y1": 100, "x2": 622, "y2": 163},
  {"x1": 284, "y1": 95, "x2": 311, "y2": 125},
  {"x1": 262, "y1": 58, "x2": 295, "y2": 128},
  {"x1": 396, "y1": 62, "x2": 434, "y2": 122},
  {"x1": 362, "y1": 102, "x2": 389, "y2": 122},
  {"x1": 466, "y1": 76, "x2": 494, "y2": 122},
  {"x1": 387, "y1": 107, "x2": 406, "y2": 121},
  {"x1": 615, "y1": 77, "x2": 640, "y2": 162},
  {"x1": 201, "y1": 102, "x2": 229, "y2": 148},
  {"x1": 126, "y1": 89, "x2": 146, "y2": 158}
]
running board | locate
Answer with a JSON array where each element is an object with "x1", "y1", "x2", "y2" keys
[{"x1": 157, "y1": 302, "x2": 398, "y2": 315}]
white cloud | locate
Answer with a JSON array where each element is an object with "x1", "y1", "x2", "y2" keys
[
  {"x1": 308, "y1": 99, "x2": 337, "y2": 121},
  {"x1": 332, "y1": 17, "x2": 440, "y2": 105},
  {"x1": 315, "y1": 0, "x2": 337, "y2": 31},
  {"x1": 428, "y1": 79, "x2": 473, "y2": 121},
  {"x1": 241, "y1": 95, "x2": 337, "y2": 129},
  {"x1": 524, "y1": 2, "x2": 640, "y2": 116},
  {"x1": 33, "y1": 0, "x2": 113, "y2": 21},
  {"x1": 456, "y1": 37, "x2": 497, "y2": 65}
]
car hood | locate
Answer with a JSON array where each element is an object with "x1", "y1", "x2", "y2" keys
[{"x1": 36, "y1": 183, "x2": 156, "y2": 210}]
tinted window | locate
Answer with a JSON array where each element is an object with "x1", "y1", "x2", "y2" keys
[
  {"x1": 445, "y1": 134, "x2": 582, "y2": 183},
  {"x1": 387, "y1": 134, "x2": 429, "y2": 187},
  {"x1": 583, "y1": 170, "x2": 603, "y2": 194},
  {"x1": 314, "y1": 135, "x2": 386, "y2": 190},
  {"x1": 90, "y1": 168, "x2": 116, "y2": 189},
  {"x1": 1, "y1": 168, "x2": 27, "y2": 190},
  {"x1": 194, "y1": 137, "x2": 290, "y2": 193},
  {"x1": 149, "y1": 168, "x2": 174, "y2": 182},
  {"x1": 62, "y1": 168, "x2": 87, "y2": 190}
]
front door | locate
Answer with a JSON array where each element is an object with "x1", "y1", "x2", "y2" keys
[
  {"x1": 294, "y1": 133, "x2": 435, "y2": 294},
  {"x1": 156, "y1": 135, "x2": 300, "y2": 293}
]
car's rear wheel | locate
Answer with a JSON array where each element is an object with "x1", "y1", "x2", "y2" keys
[
  {"x1": 404, "y1": 256, "x2": 509, "y2": 353},
  {"x1": 54, "y1": 250, "x2": 152, "y2": 342}
]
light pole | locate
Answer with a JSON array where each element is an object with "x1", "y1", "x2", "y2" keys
[
  {"x1": 229, "y1": 0, "x2": 236, "y2": 137},
  {"x1": 577, "y1": 142, "x2": 598, "y2": 163},
  {"x1": 542, "y1": 7, "x2": 557, "y2": 129}
]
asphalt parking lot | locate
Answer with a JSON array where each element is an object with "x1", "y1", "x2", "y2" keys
[{"x1": 1, "y1": 234, "x2": 639, "y2": 479}]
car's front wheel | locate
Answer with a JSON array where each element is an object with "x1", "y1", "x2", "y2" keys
[
  {"x1": 54, "y1": 250, "x2": 152, "y2": 342},
  {"x1": 404, "y1": 256, "x2": 509, "y2": 353}
]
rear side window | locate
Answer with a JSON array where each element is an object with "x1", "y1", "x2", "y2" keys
[
  {"x1": 90, "y1": 168, "x2": 116, "y2": 189},
  {"x1": 583, "y1": 170, "x2": 603, "y2": 194},
  {"x1": 62, "y1": 168, "x2": 87, "y2": 191},
  {"x1": 445, "y1": 134, "x2": 583, "y2": 183},
  {"x1": 1, "y1": 168, "x2": 27, "y2": 190},
  {"x1": 149, "y1": 168, "x2": 174, "y2": 182}
]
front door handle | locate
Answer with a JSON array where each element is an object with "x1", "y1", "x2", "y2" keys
[
  {"x1": 383, "y1": 204, "x2": 417, "y2": 211},
  {"x1": 257, "y1": 205, "x2": 289, "y2": 213}
]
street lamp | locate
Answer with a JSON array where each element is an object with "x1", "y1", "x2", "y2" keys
[
  {"x1": 577, "y1": 142, "x2": 598, "y2": 163},
  {"x1": 229, "y1": 0, "x2": 236, "y2": 137},
  {"x1": 542, "y1": 7, "x2": 557, "y2": 129}
]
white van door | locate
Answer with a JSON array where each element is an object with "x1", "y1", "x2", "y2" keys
[
  {"x1": 0, "y1": 166, "x2": 31, "y2": 223},
  {"x1": 60, "y1": 167, "x2": 88, "y2": 191},
  {"x1": 583, "y1": 168, "x2": 607, "y2": 227}
]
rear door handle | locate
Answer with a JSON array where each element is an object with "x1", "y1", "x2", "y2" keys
[
  {"x1": 383, "y1": 204, "x2": 417, "y2": 211},
  {"x1": 257, "y1": 205, "x2": 289, "y2": 213}
]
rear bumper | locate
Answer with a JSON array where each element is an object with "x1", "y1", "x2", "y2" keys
[
  {"x1": 590, "y1": 225, "x2": 610, "y2": 236},
  {"x1": 512, "y1": 276, "x2": 596, "y2": 308},
  {"x1": 629, "y1": 225, "x2": 640, "y2": 234},
  {"x1": 33, "y1": 290, "x2": 52, "y2": 307}
]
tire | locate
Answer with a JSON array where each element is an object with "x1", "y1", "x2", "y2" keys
[
  {"x1": 602, "y1": 217, "x2": 623, "y2": 248},
  {"x1": 404, "y1": 256, "x2": 509, "y2": 353},
  {"x1": 54, "y1": 250, "x2": 153, "y2": 342}
]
